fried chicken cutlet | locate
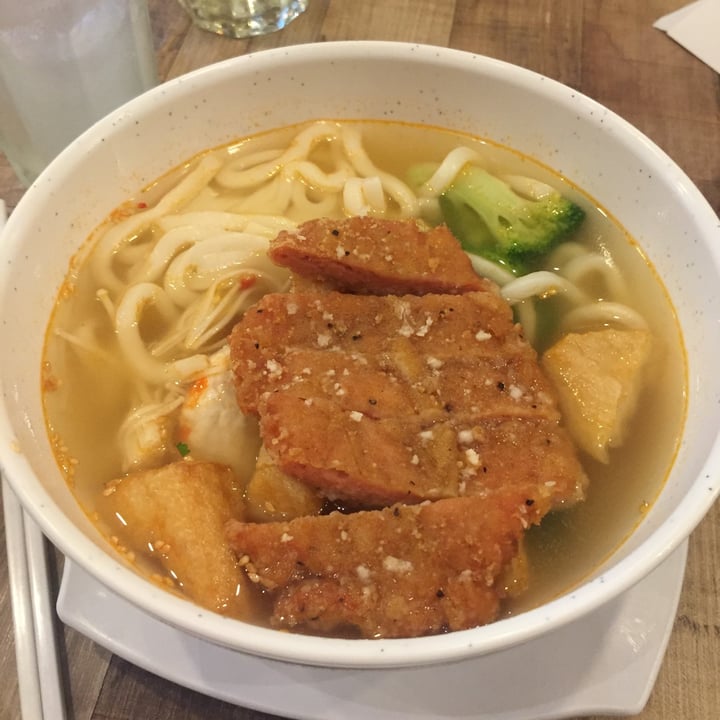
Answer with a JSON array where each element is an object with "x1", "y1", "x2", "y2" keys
[
  {"x1": 230, "y1": 290, "x2": 586, "y2": 513},
  {"x1": 226, "y1": 216, "x2": 588, "y2": 638},
  {"x1": 269, "y1": 216, "x2": 487, "y2": 295},
  {"x1": 226, "y1": 494, "x2": 527, "y2": 638}
]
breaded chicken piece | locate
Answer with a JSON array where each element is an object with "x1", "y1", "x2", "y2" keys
[
  {"x1": 232, "y1": 290, "x2": 533, "y2": 414},
  {"x1": 100, "y1": 461, "x2": 254, "y2": 616},
  {"x1": 260, "y1": 394, "x2": 583, "y2": 513},
  {"x1": 222, "y1": 218, "x2": 591, "y2": 638},
  {"x1": 269, "y1": 216, "x2": 488, "y2": 295},
  {"x1": 226, "y1": 494, "x2": 527, "y2": 638},
  {"x1": 231, "y1": 290, "x2": 586, "y2": 508}
]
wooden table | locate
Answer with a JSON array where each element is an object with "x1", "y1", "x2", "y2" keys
[{"x1": 1, "y1": 1, "x2": 718, "y2": 718}]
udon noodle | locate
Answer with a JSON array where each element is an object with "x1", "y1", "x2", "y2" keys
[{"x1": 43, "y1": 119, "x2": 686, "y2": 629}]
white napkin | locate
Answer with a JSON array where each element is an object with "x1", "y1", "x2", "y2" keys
[{"x1": 654, "y1": 0, "x2": 720, "y2": 74}]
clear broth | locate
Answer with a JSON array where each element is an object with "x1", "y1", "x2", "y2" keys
[{"x1": 42, "y1": 120, "x2": 687, "y2": 625}]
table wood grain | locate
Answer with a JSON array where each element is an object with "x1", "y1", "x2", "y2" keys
[{"x1": 1, "y1": 1, "x2": 719, "y2": 718}]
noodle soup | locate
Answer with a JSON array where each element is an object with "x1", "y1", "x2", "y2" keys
[{"x1": 42, "y1": 119, "x2": 685, "y2": 635}]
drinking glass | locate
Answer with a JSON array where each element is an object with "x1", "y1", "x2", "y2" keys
[
  {"x1": 177, "y1": 0, "x2": 308, "y2": 39},
  {"x1": 0, "y1": 0, "x2": 157, "y2": 187}
]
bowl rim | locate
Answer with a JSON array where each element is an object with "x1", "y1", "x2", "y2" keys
[{"x1": 2, "y1": 39, "x2": 720, "y2": 668}]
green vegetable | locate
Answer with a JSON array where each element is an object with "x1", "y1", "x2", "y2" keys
[
  {"x1": 409, "y1": 162, "x2": 585, "y2": 274},
  {"x1": 176, "y1": 441, "x2": 190, "y2": 457}
]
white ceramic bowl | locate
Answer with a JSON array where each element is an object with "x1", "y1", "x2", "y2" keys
[{"x1": 1, "y1": 42, "x2": 719, "y2": 669}]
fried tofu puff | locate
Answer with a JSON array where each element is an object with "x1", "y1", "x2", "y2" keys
[
  {"x1": 542, "y1": 328, "x2": 653, "y2": 463},
  {"x1": 100, "y1": 460, "x2": 254, "y2": 616},
  {"x1": 244, "y1": 444, "x2": 324, "y2": 522}
]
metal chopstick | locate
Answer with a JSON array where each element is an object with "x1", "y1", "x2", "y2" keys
[
  {"x1": 1, "y1": 198, "x2": 67, "y2": 719},
  {"x1": 4, "y1": 475, "x2": 44, "y2": 720},
  {"x1": 23, "y1": 506, "x2": 68, "y2": 719}
]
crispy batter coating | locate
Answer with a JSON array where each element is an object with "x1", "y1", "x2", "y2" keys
[
  {"x1": 226, "y1": 494, "x2": 527, "y2": 638},
  {"x1": 231, "y1": 290, "x2": 586, "y2": 509},
  {"x1": 269, "y1": 216, "x2": 489, "y2": 295},
  {"x1": 223, "y1": 216, "x2": 590, "y2": 639},
  {"x1": 100, "y1": 461, "x2": 254, "y2": 616}
]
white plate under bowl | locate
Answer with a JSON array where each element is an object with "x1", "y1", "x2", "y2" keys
[{"x1": 57, "y1": 541, "x2": 688, "y2": 719}]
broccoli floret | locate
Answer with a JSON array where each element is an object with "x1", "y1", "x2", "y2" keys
[{"x1": 439, "y1": 165, "x2": 585, "y2": 273}]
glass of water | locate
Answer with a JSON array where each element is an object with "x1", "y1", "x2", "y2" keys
[
  {"x1": 0, "y1": 0, "x2": 157, "y2": 187},
  {"x1": 177, "y1": 0, "x2": 308, "y2": 38}
]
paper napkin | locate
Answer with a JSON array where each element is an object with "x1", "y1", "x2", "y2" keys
[{"x1": 654, "y1": 0, "x2": 720, "y2": 74}]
